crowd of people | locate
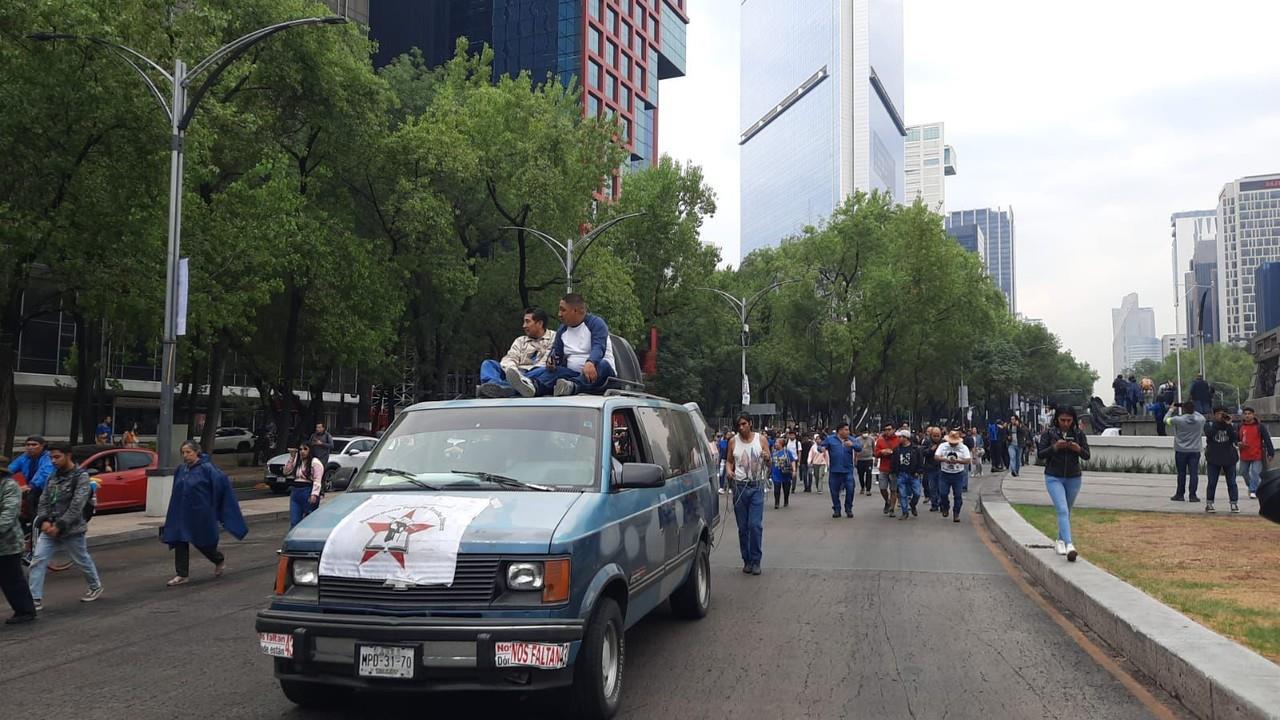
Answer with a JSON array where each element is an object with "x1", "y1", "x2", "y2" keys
[{"x1": 716, "y1": 410, "x2": 1090, "y2": 575}]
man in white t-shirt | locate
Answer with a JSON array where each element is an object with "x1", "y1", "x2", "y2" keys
[
  {"x1": 933, "y1": 429, "x2": 972, "y2": 523},
  {"x1": 508, "y1": 293, "x2": 616, "y2": 397}
]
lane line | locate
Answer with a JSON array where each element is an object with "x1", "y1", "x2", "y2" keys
[{"x1": 969, "y1": 507, "x2": 1181, "y2": 720}]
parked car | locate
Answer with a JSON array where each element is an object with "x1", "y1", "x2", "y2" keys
[
  {"x1": 212, "y1": 426, "x2": 256, "y2": 454},
  {"x1": 14, "y1": 445, "x2": 157, "y2": 513},
  {"x1": 263, "y1": 436, "x2": 378, "y2": 495},
  {"x1": 255, "y1": 394, "x2": 720, "y2": 719}
]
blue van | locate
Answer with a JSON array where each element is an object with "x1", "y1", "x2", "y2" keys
[{"x1": 256, "y1": 393, "x2": 720, "y2": 719}]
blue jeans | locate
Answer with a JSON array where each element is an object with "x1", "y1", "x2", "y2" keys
[
  {"x1": 479, "y1": 359, "x2": 508, "y2": 387},
  {"x1": 1008, "y1": 445, "x2": 1021, "y2": 475},
  {"x1": 829, "y1": 471, "x2": 855, "y2": 513},
  {"x1": 1240, "y1": 459, "x2": 1264, "y2": 494},
  {"x1": 527, "y1": 360, "x2": 615, "y2": 395},
  {"x1": 1175, "y1": 451, "x2": 1200, "y2": 498},
  {"x1": 1194, "y1": 400, "x2": 1212, "y2": 416},
  {"x1": 896, "y1": 472, "x2": 922, "y2": 515},
  {"x1": 938, "y1": 471, "x2": 965, "y2": 515},
  {"x1": 925, "y1": 468, "x2": 941, "y2": 509},
  {"x1": 1206, "y1": 463, "x2": 1238, "y2": 503},
  {"x1": 290, "y1": 486, "x2": 316, "y2": 527},
  {"x1": 733, "y1": 484, "x2": 764, "y2": 565},
  {"x1": 28, "y1": 531, "x2": 101, "y2": 601},
  {"x1": 1044, "y1": 474, "x2": 1082, "y2": 544}
]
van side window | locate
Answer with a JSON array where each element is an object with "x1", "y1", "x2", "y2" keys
[{"x1": 636, "y1": 407, "x2": 681, "y2": 479}]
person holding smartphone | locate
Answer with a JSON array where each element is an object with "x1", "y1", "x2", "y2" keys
[
  {"x1": 283, "y1": 444, "x2": 324, "y2": 527},
  {"x1": 1037, "y1": 407, "x2": 1091, "y2": 562}
]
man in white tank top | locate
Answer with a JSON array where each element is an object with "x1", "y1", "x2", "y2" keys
[{"x1": 725, "y1": 414, "x2": 771, "y2": 576}]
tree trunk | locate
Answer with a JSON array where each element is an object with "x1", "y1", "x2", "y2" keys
[{"x1": 200, "y1": 333, "x2": 229, "y2": 454}]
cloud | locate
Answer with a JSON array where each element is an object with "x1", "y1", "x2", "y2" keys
[{"x1": 660, "y1": 0, "x2": 1280, "y2": 398}]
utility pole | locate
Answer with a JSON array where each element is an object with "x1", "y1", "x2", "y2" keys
[
  {"x1": 698, "y1": 280, "x2": 802, "y2": 406},
  {"x1": 502, "y1": 212, "x2": 645, "y2": 294}
]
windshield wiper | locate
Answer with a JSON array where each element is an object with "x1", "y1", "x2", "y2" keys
[
  {"x1": 451, "y1": 470, "x2": 552, "y2": 491},
  {"x1": 364, "y1": 468, "x2": 440, "y2": 491}
]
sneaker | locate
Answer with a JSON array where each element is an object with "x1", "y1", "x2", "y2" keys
[
  {"x1": 1055, "y1": 540, "x2": 1067, "y2": 556},
  {"x1": 845, "y1": 511, "x2": 854, "y2": 518},
  {"x1": 1189, "y1": 495, "x2": 1201, "y2": 503},
  {"x1": 832, "y1": 511, "x2": 841, "y2": 519},
  {"x1": 1205, "y1": 502, "x2": 1215, "y2": 514},
  {"x1": 887, "y1": 508, "x2": 896, "y2": 517},
  {"x1": 742, "y1": 563, "x2": 751, "y2": 574},
  {"x1": 718, "y1": 488, "x2": 725, "y2": 495},
  {"x1": 1169, "y1": 495, "x2": 1185, "y2": 502},
  {"x1": 774, "y1": 502, "x2": 780, "y2": 509},
  {"x1": 81, "y1": 586, "x2": 103, "y2": 603},
  {"x1": 477, "y1": 382, "x2": 509, "y2": 398},
  {"x1": 32, "y1": 599, "x2": 43, "y2": 612},
  {"x1": 505, "y1": 367, "x2": 538, "y2": 397},
  {"x1": 882, "y1": 503, "x2": 890, "y2": 515},
  {"x1": 929, "y1": 506, "x2": 937, "y2": 512},
  {"x1": 940, "y1": 510, "x2": 949, "y2": 519},
  {"x1": 750, "y1": 564, "x2": 762, "y2": 576},
  {"x1": 1066, "y1": 544, "x2": 1078, "y2": 562},
  {"x1": 1249, "y1": 492, "x2": 1257, "y2": 499},
  {"x1": 553, "y1": 378, "x2": 577, "y2": 397},
  {"x1": 4, "y1": 613, "x2": 36, "y2": 625},
  {"x1": 1230, "y1": 502, "x2": 1239, "y2": 514},
  {"x1": 953, "y1": 515, "x2": 961, "y2": 523},
  {"x1": 784, "y1": 501, "x2": 789, "y2": 508},
  {"x1": 898, "y1": 513, "x2": 909, "y2": 521},
  {"x1": 910, "y1": 505, "x2": 918, "y2": 517}
]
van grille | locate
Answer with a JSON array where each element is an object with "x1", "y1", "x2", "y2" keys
[{"x1": 318, "y1": 556, "x2": 501, "y2": 608}]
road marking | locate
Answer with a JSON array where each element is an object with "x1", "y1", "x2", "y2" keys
[{"x1": 970, "y1": 508, "x2": 1181, "y2": 720}]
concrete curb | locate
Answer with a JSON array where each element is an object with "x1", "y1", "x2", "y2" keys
[
  {"x1": 978, "y1": 495, "x2": 1280, "y2": 720},
  {"x1": 85, "y1": 510, "x2": 293, "y2": 550}
]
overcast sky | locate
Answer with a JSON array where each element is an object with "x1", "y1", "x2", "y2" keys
[{"x1": 659, "y1": 0, "x2": 1280, "y2": 398}]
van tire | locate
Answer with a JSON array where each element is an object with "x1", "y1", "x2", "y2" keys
[
  {"x1": 568, "y1": 597, "x2": 625, "y2": 720},
  {"x1": 669, "y1": 539, "x2": 711, "y2": 619}
]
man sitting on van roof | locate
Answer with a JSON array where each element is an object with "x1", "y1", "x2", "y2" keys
[
  {"x1": 508, "y1": 293, "x2": 615, "y2": 397},
  {"x1": 478, "y1": 307, "x2": 555, "y2": 398}
]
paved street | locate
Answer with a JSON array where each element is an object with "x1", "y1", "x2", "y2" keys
[{"x1": 0, "y1": 476, "x2": 1183, "y2": 719}]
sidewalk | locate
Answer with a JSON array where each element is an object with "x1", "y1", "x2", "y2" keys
[
  {"x1": 1004, "y1": 464, "x2": 1260, "y2": 515},
  {"x1": 982, "y1": 465, "x2": 1280, "y2": 720},
  {"x1": 85, "y1": 494, "x2": 293, "y2": 549}
]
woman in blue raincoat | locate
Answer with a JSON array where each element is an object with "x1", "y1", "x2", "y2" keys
[{"x1": 162, "y1": 441, "x2": 248, "y2": 587}]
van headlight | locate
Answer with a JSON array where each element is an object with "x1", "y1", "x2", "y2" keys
[
  {"x1": 292, "y1": 559, "x2": 319, "y2": 587},
  {"x1": 506, "y1": 562, "x2": 544, "y2": 591}
]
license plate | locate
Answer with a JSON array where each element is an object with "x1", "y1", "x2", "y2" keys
[
  {"x1": 493, "y1": 641, "x2": 571, "y2": 670},
  {"x1": 357, "y1": 644, "x2": 417, "y2": 679},
  {"x1": 259, "y1": 632, "x2": 293, "y2": 658}
]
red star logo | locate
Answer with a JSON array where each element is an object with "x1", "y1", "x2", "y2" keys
[{"x1": 359, "y1": 509, "x2": 434, "y2": 568}]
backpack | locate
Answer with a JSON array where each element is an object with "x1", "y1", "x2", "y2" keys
[{"x1": 72, "y1": 472, "x2": 96, "y2": 523}]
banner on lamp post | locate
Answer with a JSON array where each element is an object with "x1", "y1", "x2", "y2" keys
[{"x1": 176, "y1": 257, "x2": 189, "y2": 337}]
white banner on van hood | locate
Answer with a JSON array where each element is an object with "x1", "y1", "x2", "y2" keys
[{"x1": 318, "y1": 494, "x2": 491, "y2": 587}]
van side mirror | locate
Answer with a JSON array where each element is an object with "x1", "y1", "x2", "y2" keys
[{"x1": 615, "y1": 462, "x2": 664, "y2": 489}]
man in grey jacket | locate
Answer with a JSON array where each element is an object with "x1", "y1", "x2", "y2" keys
[
  {"x1": 1165, "y1": 402, "x2": 1206, "y2": 503},
  {"x1": 27, "y1": 443, "x2": 103, "y2": 610},
  {"x1": 478, "y1": 307, "x2": 555, "y2": 398},
  {"x1": 0, "y1": 467, "x2": 37, "y2": 623}
]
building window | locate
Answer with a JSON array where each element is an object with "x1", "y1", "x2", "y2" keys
[
  {"x1": 589, "y1": 0, "x2": 600, "y2": 20},
  {"x1": 607, "y1": 7, "x2": 617, "y2": 32},
  {"x1": 589, "y1": 60, "x2": 601, "y2": 88},
  {"x1": 623, "y1": 54, "x2": 632, "y2": 81},
  {"x1": 590, "y1": 27, "x2": 602, "y2": 54},
  {"x1": 924, "y1": 126, "x2": 941, "y2": 140},
  {"x1": 587, "y1": 94, "x2": 600, "y2": 117},
  {"x1": 607, "y1": 40, "x2": 618, "y2": 66},
  {"x1": 907, "y1": 128, "x2": 921, "y2": 142},
  {"x1": 924, "y1": 158, "x2": 940, "y2": 166}
]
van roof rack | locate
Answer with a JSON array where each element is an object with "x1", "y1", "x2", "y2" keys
[{"x1": 603, "y1": 389, "x2": 669, "y2": 402}]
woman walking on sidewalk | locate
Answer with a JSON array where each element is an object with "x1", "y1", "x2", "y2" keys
[
  {"x1": 162, "y1": 442, "x2": 248, "y2": 586},
  {"x1": 1037, "y1": 407, "x2": 1090, "y2": 562},
  {"x1": 284, "y1": 444, "x2": 325, "y2": 528},
  {"x1": 808, "y1": 434, "x2": 829, "y2": 496}
]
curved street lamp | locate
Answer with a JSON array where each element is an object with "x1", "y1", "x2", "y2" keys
[
  {"x1": 30, "y1": 16, "x2": 348, "y2": 499},
  {"x1": 502, "y1": 211, "x2": 646, "y2": 293},
  {"x1": 697, "y1": 279, "x2": 803, "y2": 406}
]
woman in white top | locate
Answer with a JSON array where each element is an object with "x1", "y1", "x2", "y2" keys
[
  {"x1": 808, "y1": 435, "x2": 829, "y2": 494},
  {"x1": 283, "y1": 444, "x2": 325, "y2": 527},
  {"x1": 726, "y1": 414, "x2": 770, "y2": 576}
]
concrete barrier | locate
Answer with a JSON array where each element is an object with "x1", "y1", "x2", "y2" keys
[{"x1": 979, "y1": 496, "x2": 1280, "y2": 720}]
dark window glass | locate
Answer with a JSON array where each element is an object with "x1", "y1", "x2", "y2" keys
[{"x1": 119, "y1": 451, "x2": 153, "y2": 471}]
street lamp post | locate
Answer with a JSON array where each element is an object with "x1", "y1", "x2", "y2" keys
[
  {"x1": 501, "y1": 212, "x2": 645, "y2": 294},
  {"x1": 31, "y1": 17, "x2": 347, "y2": 507},
  {"x1": 698, "y1": 280, "x2": 802, "y2": 406}
]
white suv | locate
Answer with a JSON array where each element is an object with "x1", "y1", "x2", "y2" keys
[{"x1": 263, "y1": 436, "x2": 378, "y2": 494}]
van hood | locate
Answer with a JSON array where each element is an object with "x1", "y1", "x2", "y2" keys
[{"x1": 282, "y1": 490, "x2": 585, "y2": 555}]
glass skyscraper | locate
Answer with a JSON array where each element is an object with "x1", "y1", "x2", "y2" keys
[
  {"x1": 1217, "y1": 174, "x2": 1280, "y2": 342},
  {"x1": 347, "y1": 0, "x2": 688, "y2": 190},
  {"x1": 946, "y1": 208, "x2": 1016, "y2": 313},
  {"x1": 738, "y1": 0, "x2": 905, "y2": 259}
]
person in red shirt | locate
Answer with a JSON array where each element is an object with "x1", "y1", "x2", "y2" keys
[
  {"x1": 873, "y1": 424, "x2": 901, "y2": 517},
  {"x1": 1236, "y1": 407, "x2": 1274, "y2": 500}
]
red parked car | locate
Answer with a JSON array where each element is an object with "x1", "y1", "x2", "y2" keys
[{"x1": 14, "y1": 445, "x2": 157, "y2": 513}]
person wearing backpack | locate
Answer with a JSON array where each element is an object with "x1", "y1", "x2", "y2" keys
[
  {"x1": 27, "y1": 442, "x2": 103, "y2": 610},
  {"x1": 0, "y1": 466, "x2": 37, "y2": 624},
  {"x1": 162, "y1": 441, "x2": 248, "y2": 586}
]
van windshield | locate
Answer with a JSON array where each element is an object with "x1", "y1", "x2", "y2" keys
[{"x1": 349, "y1": 407, "x2": 601, "y2": 492}]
